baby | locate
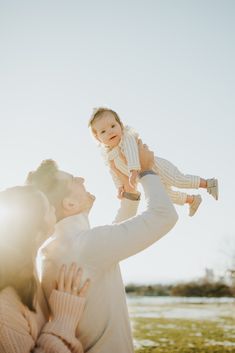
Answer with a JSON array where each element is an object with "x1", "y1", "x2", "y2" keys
[{"x1": 88, "y1": 107, "x2": 218, "y2": 216}]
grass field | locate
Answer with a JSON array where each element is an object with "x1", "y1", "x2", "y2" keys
[{"x1": 127, "y1": 296, "x2": 235, "y2": 353}]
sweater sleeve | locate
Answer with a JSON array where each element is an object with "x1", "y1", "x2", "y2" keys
[
  {"x1": 0, "y1": 290, "x2": 85, "y2": 353},
  {"x1": 0, "y1": 322, "x2": 34, "y2": 353},
  {"x1": 83, "y1": 175, "x2": 178, "y2": 268},
  {"x1": 33, "y1": 290, "x2": 85, "y2": 353},
  {"x1": 113, "y1": 198, "x2": 140, "y2": 223},
  {"x1": 121, "y1": 131, "x2": 141, "y2": 171}
]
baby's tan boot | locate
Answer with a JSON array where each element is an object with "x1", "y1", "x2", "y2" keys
[
  {"x1": 189, "y1": 195, "x2": 202, "y2": 217},
  {"x1": 207, "y1": 178, "x2": 218, "y2": 200}
]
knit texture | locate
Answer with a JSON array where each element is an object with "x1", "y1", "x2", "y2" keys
[
  {"x1": 38, "y1": 175, "x2": 178, "y2": 353},
  {"x1": 0, "y1": 287, "x2": 85, "y2": 353}
]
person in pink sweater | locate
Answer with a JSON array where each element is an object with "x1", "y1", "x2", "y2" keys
[{"x1": 0, "y1": 185, "x2": 89, "y2": 353}]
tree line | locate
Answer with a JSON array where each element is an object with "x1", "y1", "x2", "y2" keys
[{"x1": 125, "y1": 281, "x2": 234, "y2": 297}]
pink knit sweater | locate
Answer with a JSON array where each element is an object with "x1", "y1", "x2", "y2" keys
[{"x1": 0, "y1": 287, "x2": 85, "y2": 353}]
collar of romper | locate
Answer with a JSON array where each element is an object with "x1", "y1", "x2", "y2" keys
[{"x1": 107, "y1": 146, "x2": 119, "y2": 160}]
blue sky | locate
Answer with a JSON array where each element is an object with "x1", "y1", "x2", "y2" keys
[{"x1": 0, "y1": 0, "x2": 234, "y2": 283}]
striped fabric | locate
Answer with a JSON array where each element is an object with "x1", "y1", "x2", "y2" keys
[{"x1": 106, "y1": 127, "x2": 200, "y2": 205}]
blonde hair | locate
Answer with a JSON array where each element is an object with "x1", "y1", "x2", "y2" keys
[
  {"x1": 26, "y1": 159, "x2": 70, "y2": 221},
  {"x1": 0, "y1": 186, "x2": 49, "y2": 311},
  {"x1": 88, "y1": 107, "x2": 124, "y2": 136}
]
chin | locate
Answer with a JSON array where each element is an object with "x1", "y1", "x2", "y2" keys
[
  {"x1": 89, "y1": 197, "x2": 95, "y2": 208},
  {"x1": 85, "y1": 197, "x2": 95, "y2": 213},
  {"x1": 109, "y1": 140, "x2": 119, "y2": 148}
]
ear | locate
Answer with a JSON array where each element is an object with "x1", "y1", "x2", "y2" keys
[{"x1": 62, "y1": 197, "x2": 79, "y2": 212}]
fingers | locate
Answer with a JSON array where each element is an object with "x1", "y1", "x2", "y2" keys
[
  {"x1": 140, "y1": 142, "x2": 149, "y2": 150},
  {"x1": 57, "y1": 264, "x2": 66, "y2": 291},
  {"x1": 65, "y1": 263, "x2": 78, "y2": 292},
  {"x1": 138, "y1": 139, "x2": 149, "y2": 150},
  {"x1": 78, "y1": 279, "x2": 90, "y2": 297},
  {"x1": 117, "y1": 186, "x2": 124, "y2": 199},
  {"x1": 129, "y1": 180, "x2": 135, "y2": 188},
  {"x1": 129, "y1": 176, "x2": 135, "y2": 188},
  {"x1": 129, "y1": 171, "x2": 138, "y2": 188},
  {"x1": 71, "y1": 267, "x2": 83, "y2": 295},
  {"x1": 57, "y1": 263, "x2": 90, "y2": 298},
  {"x1": 138, "y1": 140, "x2": 151, "y2": 151},
  {"x1": 138, "y1": 140, "x2": 154, "y2": 170}
]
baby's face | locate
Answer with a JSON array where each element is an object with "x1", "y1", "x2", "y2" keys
[{"x1": 93, "y1": 112, "x2": 123, "y2": 148}]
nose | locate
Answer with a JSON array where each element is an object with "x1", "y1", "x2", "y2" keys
[{"x1": 75, "y1": 177, "x2": 84, "y2": 183}]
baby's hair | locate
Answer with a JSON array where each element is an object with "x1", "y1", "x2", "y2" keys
[{"x1": 88, "y1": 107, "x2": 124, "y2": 135}]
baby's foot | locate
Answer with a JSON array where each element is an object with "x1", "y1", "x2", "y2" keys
[
  {"x1": 207, "y1": 178, "x2": 218, "y2": 200},
  {"x1": 189, "y1": 195, "x2": 202, "y2": 217}
]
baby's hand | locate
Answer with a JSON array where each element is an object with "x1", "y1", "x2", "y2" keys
[
  {"x1": 117, "y1": 186, "x2": 125, "y2": 199},
  {"x1": 109, "y1": 160, "x2": 137, "y2": 194},
  {"x1": 129, "y1": 170, "x2": 139, "y2": 188}
]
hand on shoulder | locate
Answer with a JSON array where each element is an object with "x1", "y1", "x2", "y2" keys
[{"x1": 55, "y1": 263, "x2": 90, "y2": 298}]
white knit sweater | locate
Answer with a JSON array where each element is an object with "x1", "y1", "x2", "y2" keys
[
  {"x1": 38, "y1": 175, "x2": 178, "y2": 353},
  {"x1": 0, "y1": 287, "x2": 85, "y2": 353}
]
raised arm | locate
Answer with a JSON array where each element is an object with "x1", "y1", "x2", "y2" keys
[{"x1": 83, "y1": 142, "x2": 178, "y2": 268}]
